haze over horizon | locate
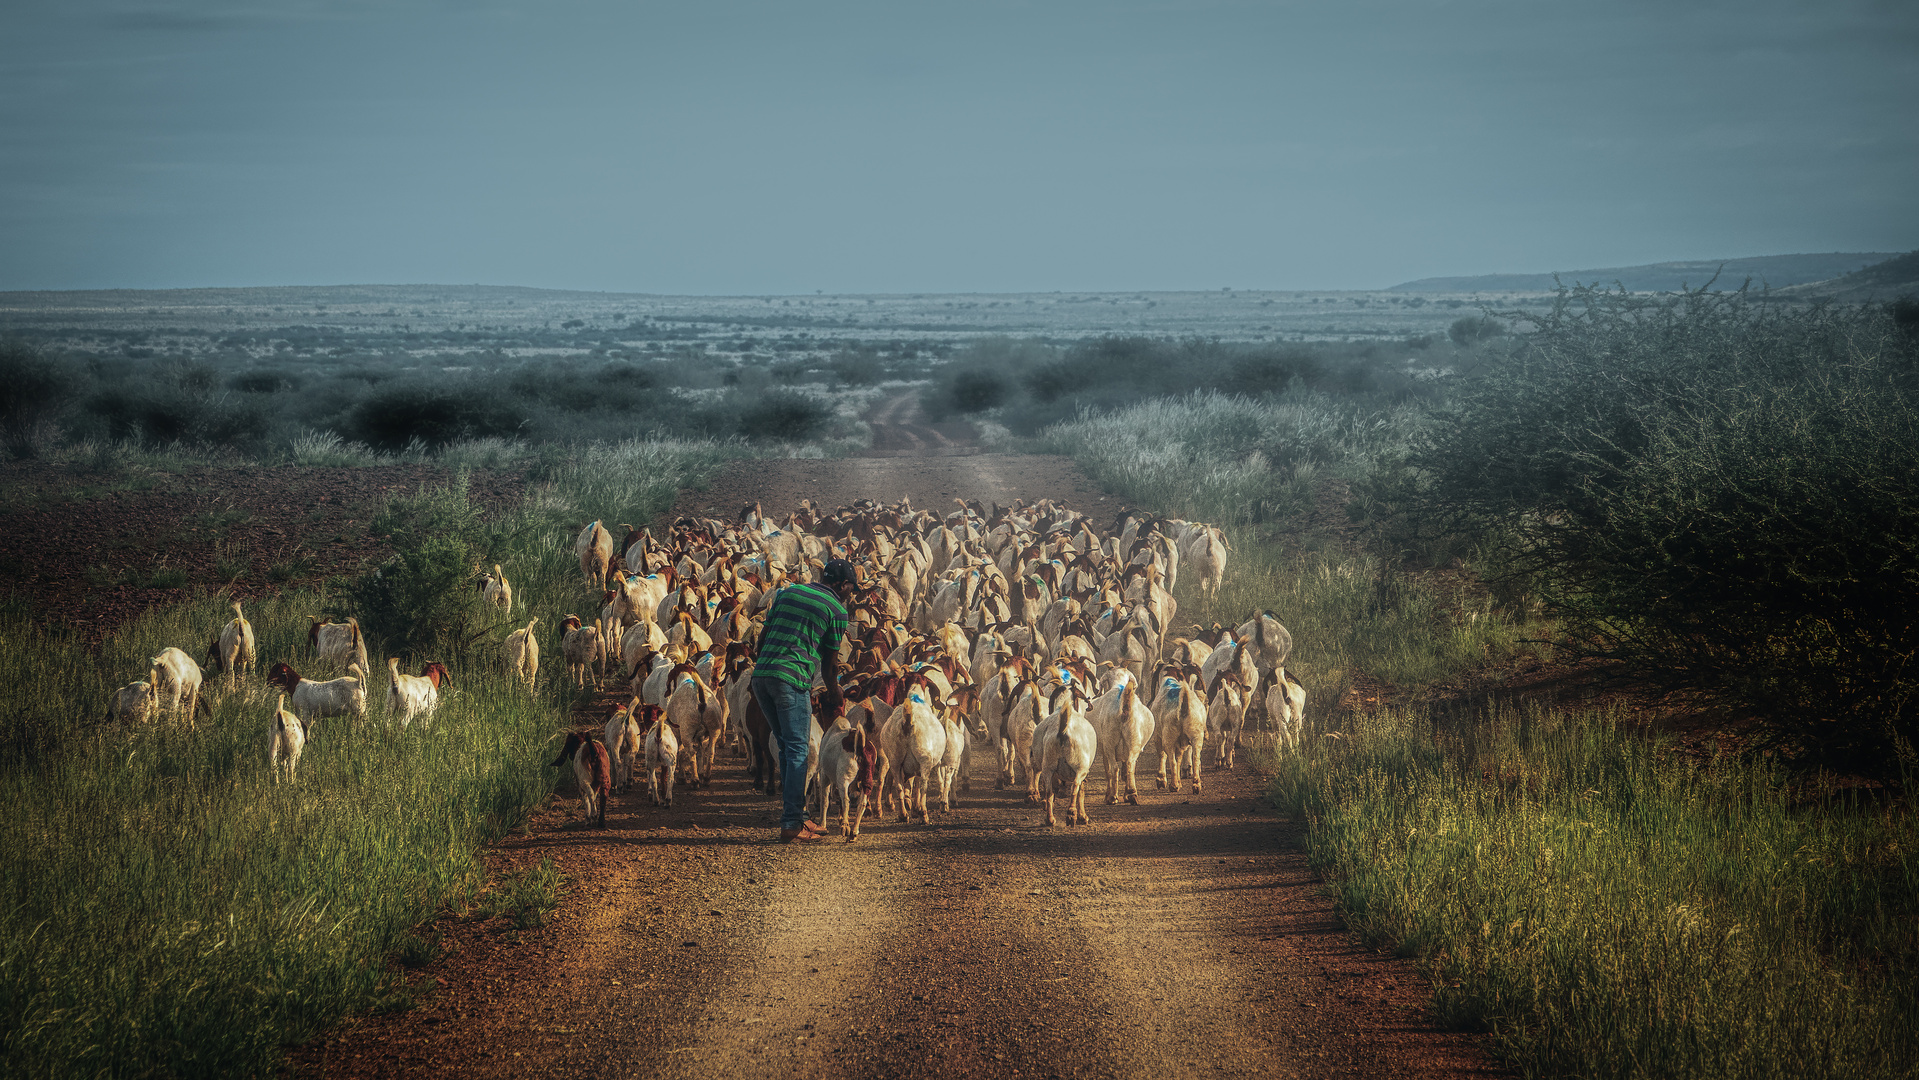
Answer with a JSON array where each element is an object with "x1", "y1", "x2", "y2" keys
[{"x1": 4, "y1": 1, "x2": 1916, "y2": 296}]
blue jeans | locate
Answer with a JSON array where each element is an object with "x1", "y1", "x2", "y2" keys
[{"x1": 751, "y1": 676, "x2": 815, "y2": 832}]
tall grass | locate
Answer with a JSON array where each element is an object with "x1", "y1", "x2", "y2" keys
[
  {"x1": 1172, "y1": 541, "x2": 1535, "y2": 713},
  {"x1": 1269, "y1": 705, "x2": 1919, "y2": 1080},
  {"x1": 0, "y1": 435, "x2": 738, "y2": 1076},
  {"x1": 1040, "y1": 390, "x2": 1425, "y2": 525}
]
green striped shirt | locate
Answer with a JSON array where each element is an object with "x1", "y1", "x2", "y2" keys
[{"x1": 754, "y1": 583, "x2": 848, "y2": 691}]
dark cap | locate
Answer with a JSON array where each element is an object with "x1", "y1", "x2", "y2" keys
[{"x1": 821, "y1": 558, "x2": 859, "y2": 586}]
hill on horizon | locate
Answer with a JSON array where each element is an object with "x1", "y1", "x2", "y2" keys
[{"x1": 1388, "y1": 252, "x2": 1898, "y2": 293}]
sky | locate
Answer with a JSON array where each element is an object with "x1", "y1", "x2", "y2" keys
[{"x1": 2, "y1": 0, "x2": 1916, "y2": 294}]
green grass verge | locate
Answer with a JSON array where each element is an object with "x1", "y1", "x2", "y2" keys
[
  {"x1": 0, "y1": 436, "x2": 738, "y2": 1077},
  {"x1": 1269, "y1": 705, "x2": 1919, "y2": 1080}
]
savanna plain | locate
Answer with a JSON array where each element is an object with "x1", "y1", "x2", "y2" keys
[{"x1": 0, "y1": 274, "x2": 1914, "y2": 1079}]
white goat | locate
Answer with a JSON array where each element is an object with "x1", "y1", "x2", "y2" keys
[
  {"x1": 1036, "y1": 686, "x2": 1097, "y2": 827},
  {"x1": 605, "y1": 700, "x2": 643, "y2": 794},
  {"x1": 1152, "y1": 667, "x2": 1208, "y2": 794},
  {"x1": 560, "y1": 615, "x2": 603, "y2": 689},
  {"x1": 1208, "y1": 671, "x2": 1250, "y2": 768},
  {"x1": 206, "y1": 601, "x2": 255, "y2": 683},
  {"x1": 1267, "y1": 668, "x2": 1307, "y2": 753},
  {"x1": 878, "y1": 679, "x2": 947, "y2": 825},
  {"x1": 1087, "y1": 672, "x2": 1155, "y2": 805},
  {"x1": 148, "y1": 647, "x2": 211, "y2": 725},
  {"x1": 577, "y1": 520, "x2": 615, "y2": 589},
  {"x1": 502, "y1": 617, "x2": 540, "y2": 690},
  {"x1": 482, "y1": 563, "x2": 513, "y2": 613},
  {"x1": 269, "y1": 694, "x2": 308, "y2": 783},
  {"x1": 814, "y1": 719, "x2": 873, "y2": 841}
]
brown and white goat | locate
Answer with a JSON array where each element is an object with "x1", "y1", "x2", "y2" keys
[
  {"x1": 309, "y1": 616, "x2": 369, "y2": 674},
  {"x1": 559, "y1": 614, "x2": 603, "y2": 689},
  {"x1": 550, "y1": 732, "x2": 611, "y2": 827},
  {"x1": 267, "y1": 661, "x2": 367, "y2": 725},
  {"x1": 386, "y1": 657, "x2": 450, "y2": 728},
  {"x1": 604, "y1": 700, "x2": 642, "y2": 794}
]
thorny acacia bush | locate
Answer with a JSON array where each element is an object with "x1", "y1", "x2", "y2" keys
[{"x1": 1422, "y1": 288, "x2": 1919, "y2": 774}]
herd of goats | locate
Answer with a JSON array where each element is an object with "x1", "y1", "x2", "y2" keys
[{"x1": 101, "y1": 496, "x2": 1305, "y2": 836}]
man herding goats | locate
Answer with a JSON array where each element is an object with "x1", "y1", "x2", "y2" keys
[{"x1": 751, "y1": 557, "x2": 857, "y2": 843}]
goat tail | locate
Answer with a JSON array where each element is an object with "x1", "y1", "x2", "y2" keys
[{"x1": 1120, "y1": 680, "x2": 1135, "y2": 719}]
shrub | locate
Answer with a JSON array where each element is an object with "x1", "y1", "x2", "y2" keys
[
  {"x1": 736, "y1": 390, "x2": 830, "y2": 442},
  {"x1": 1448, "y1": 314, "x2": 1504, "y2": 346},
  {"x1": 1423, "y1": 286, "x2": 1919, "y2": 773},
  {"x1": 347, "y1": 383, "x2": 528, "y2": 451}
]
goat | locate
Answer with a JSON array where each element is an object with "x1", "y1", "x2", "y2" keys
[
  {"x1": 309, "y1": 616, "x2": 369, "y2": 674},
  {"x1": 815, "y1": 714, "x2": 876, "y2": 841},
  {"x1": 641, "y1": 704, "x2": 679, "y2": 807},
  {"x1": 1182, "y1": 525, "x2": 1229, "y2": 598},
  {"x1": 877, "y1": 679, "x2": 947, "y2": 825},
  {"x1": 266, "y1": 661, "x2": 367, "y2": 725},
  {"x1": 1152, "y1": 666, "x2": 1209, "y2": 794},
  {"x1": 483, "y1": 563, "x2": 513, "y2": 613},
  {"x1": 577, "y1": 520, "x2": 616, "y2": 589},
  {"x1": 664, "y1": 664, "x2": 727, "y2": 787},
  {"x1": 550, "y1": 732, "x2": 611, "y2": 827},
  {"x1": 605, "y1": 700, "x2": 643, "y2": 794},
  {"x1": 205, "y1": 600, "x2": 255, "y2": 683},
  {"x1": 1267, "y1": 668, "x2": 1307, "y2": 753},
  {"x1": 386, "y1": 657, "x2": 449, "y2": 728},
  {"x1": 105, "y1": 680, "x2": 157, "y2": 726},
  {"x1": 148, "y1": 647, "x2": 212, "y2": 725},
  {"x1": 1208, "y1": 671, "x2": 1249, "y2": 768},
  {"x1": 269, "y1": 694, "x2": 308, "y2": 783},
  {"x1": 502, "y1": 617, "x2": 540, "y2": 690},
  {"x1": 1235, "y1": 609, "x2": 1293, "y2": 681},
  {"x1": 1036, "y1": 685, "x2": 1097, "y2": 826},
  {"x1": 1087, "y1": 673, "x2": 1155, "y2": 805},
  {"x1": 559, "y1": 614, "x2": 603, "y2": 689}
]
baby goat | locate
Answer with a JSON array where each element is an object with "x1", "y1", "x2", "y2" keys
[
  {"x1": 105, "y1": 680, "x2": 157, "y2": 726},
  {"x1": 269, "y1": 694, "x2": 308, "y2": 782}
]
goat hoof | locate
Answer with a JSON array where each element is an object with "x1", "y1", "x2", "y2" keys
[{"x1": 1127, "y1": 793, "x2": 1139, "y2": 806}]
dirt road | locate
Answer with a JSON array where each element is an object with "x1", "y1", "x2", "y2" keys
[{"x1": 293, "y1": 394, "x2": 1500, "y2": 1079}]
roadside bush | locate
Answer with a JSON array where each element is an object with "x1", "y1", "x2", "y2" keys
[
  {"x1": 1424, "y1": 286, "x2": 1919, "y2": 773},
  {"x1": 0, "y1": 340, "x2": 75, "y2": 458},
  {"x1": 350, "y1": 482, "x2": 500, "y2": 656},
  {"x1": 348, "y1": 383, "x2": 528, "y2": 451},
  {"x1": 736, "y1": 390, "x2": 830, "y2": 441}
]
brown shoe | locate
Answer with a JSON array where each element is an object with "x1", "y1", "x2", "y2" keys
[{"x1": 779, "y1": 827, "x2": 823, "y2": 844}]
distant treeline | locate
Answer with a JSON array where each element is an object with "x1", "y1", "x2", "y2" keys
[
  {"x1": 920, "y1": 323, "x2": 1494, "y2": 433},
  {"x1": 0, "y1": 337, "x2": 940, "y2": 457}
]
